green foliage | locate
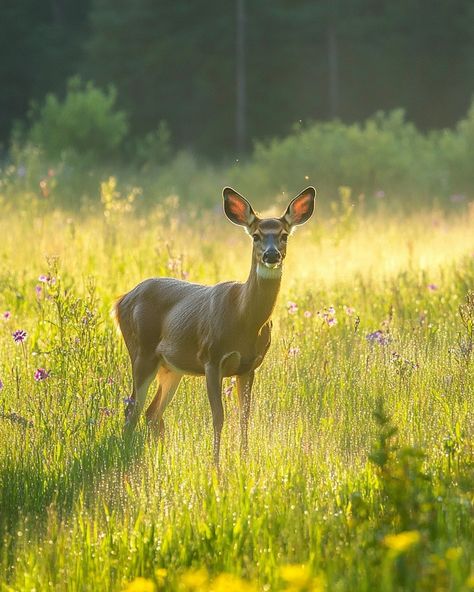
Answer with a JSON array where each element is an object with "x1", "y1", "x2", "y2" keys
[
  {"x1": 132, "y1": 122, "x2": 172, "y2": 171},
  {"x1": 27, "y1": 77, "x2": 128, "y2": 163},
  {"x1": 241, "y1": 109, "x2": 441, "y2": 201}
]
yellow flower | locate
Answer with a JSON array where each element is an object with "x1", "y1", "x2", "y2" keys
[
  {"x1": 179, "y1": 568, "x2": 209, "y2": 590},
  {"x1": 280, "y1": 564, "x2": 312, "y2": 587},
  {"x1": 122, "y1": 577, "x2": 155, "y2": 592},
  {"x1": 210, "y1": 573, "x2": 258, "y2": 592},
  {"x1": 445, "y1": 547, "x2": 463, "y2": 561},
  {"x1": 279, "y1": 564, "x2": 325, "y2": 591},
  {"x1": 383, "y1": 530, "x2": 421, "y2": 553}
]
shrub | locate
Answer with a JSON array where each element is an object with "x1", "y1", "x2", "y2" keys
[{"x1": 27, "y1": 77, "x2": 128, "y2": 164}]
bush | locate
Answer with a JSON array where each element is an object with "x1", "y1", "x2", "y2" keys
[
  {"x1": 236, "y1": 110, "x2": 443, "y2": 203},
  {"x1": 27, "y1": 77, "x2": 128, "y2": 164}
]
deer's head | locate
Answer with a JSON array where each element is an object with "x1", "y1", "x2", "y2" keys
[{"x1": 223, "y1": 187, "x2": 315, "y2": 279}]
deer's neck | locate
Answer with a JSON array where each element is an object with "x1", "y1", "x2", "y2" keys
[{"x1": 240, "y1": 256, "x2": 282, "y2": 331}]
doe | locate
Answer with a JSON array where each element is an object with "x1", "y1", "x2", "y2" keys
[{"x1": 115, "y1": 187, "x2": 315, "y2": 465}]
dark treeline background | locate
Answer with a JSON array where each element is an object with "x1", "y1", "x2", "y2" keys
[{"x1": 1, "y1": 0, "x2": 474, "y2": 158}]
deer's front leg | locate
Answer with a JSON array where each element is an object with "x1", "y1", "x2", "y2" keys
[
  {"x1": 205, "y1": 363, "x2": 224, "y2": 466},
  {"x1": 237, "y1": 370, "x2": 254, "y2": 456}
]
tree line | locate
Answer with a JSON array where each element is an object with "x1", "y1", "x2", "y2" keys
[{"x1": 1, "y1": 0, "x2": 473, "y2": 158}]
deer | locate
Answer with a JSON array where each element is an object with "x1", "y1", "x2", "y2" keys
[{"x1": 114, "y1": 186, "x2": 315, "y2": 465}]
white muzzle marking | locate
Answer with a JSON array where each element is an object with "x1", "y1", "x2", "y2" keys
[{"x1": 257, "y1": 262, "x2": 283, "y2": 279}]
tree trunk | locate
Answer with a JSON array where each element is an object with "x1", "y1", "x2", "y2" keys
[
  {"x1": 236, "y1": 0, "x2": 246, "y2": 155},
  {"x1": 327, "y1": 24, "x2": 339, "y2": 119}
]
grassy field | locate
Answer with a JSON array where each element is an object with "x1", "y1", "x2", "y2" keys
[{"x1": 0, "y1": 191, "x2": 473, "y2": 591}]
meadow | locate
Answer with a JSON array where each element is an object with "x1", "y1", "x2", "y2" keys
[{"x1": 0, "y1": 188, "x2": 473, "y2": 591}]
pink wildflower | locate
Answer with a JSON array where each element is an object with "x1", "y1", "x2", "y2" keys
[
  {"x1": 2, "y1": 311, "x2": 11, "y2": 321},
  {"x1": 303, "y1": 310, "x2": 312, "y2": 318},
  {"x1": 343, "y1": 305, "x2": 355, "y2": 316},
  {"x1": 427, "y1": 283, "x2": 438, "y2": 291},
  {"x1": 288, "y1": 346, "x2": 300, "y2": 356},
  {"x1": 34, "y1": 368, "x2": 49, "y2": 381},
  {"x1": 287, "y1": 301, "x2": 298, "y2": 314}
]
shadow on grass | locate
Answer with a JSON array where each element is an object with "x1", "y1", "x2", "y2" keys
[{"x1": 0, "y1": 429, "x2": 146, "y2": 561}]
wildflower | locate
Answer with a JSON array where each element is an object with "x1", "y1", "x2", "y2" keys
[
  {"x1": 179, "y1": 568, "x2": 208, "y2": 589},
  {"x1": 2, "y1": 311, "x2": 11, "y2": 321},
  {"x1": 427, "y1": 283, "x2": 438, "y2": 291},
  {"x1": 34, "y1": 368, "x2": 49, "y2": 381},
  {"x1": 278, "y1": 566, "x2": 325, "y2": 592},
  {"x1": 328, "y1": 306, "x2": 335, "y2": 315},
  {"x1": 366, "y1": 330, "x2": 390, "y2": 346},
  {"x1": 375, "y1": 190, "x2": 385, "y2": 199},
  {"x1": 12, "y1": 329, "x2": 27, "y2": 344},
  {"x1": 383, "y1": 530, "x2": 421, "y2": 553},
  {"x1": 35, "y1": 285, "x2": 42, "y2": 297},
  {"x1": 223, "y1": 377, "x2": 236, "y2": 396},
  {"x1": 0, "y1": 378, "x2": 3, "y2": 390},
  {"x1": 287, "y1": 301, "x2": 298, "y2": 314},
  {"x1": 123, "y1": 397, "x2": 136, "y2": 406},
  {"x1": 445, "y1": 547, "x2": 463, "y2": 561},
  {"x1": 121, "y1": 577, "x2": 155, "y2": 592},
  {"x1": 326, "y1": 317, "x2": 337, "y2": 327},
  {"x1": 343, "y1": 305, "x2": 355, "y2": 316},
  {"x1": 38, "y1": 274, "x2": 56, "y2": 285},
  {"x1": 303, "y1": 310, "x2": 312, "y2": 318},
  {"x1": 288, "y1": 346, "x2": 300, "y2": 356}
]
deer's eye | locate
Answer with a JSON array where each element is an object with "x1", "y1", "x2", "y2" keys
[
  {"x1": 281, "y1": 233, "x2": 289, "y2": 242},
  {"x1": 252, "y1": 234, "x2": 260, "y2": 242}
]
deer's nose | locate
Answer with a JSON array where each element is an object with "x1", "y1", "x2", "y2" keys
[{"x1": 262, "y1": 249, "x2": 282, "y2": 265}]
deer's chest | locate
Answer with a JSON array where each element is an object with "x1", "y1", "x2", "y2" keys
[{"x1": 218, "y1": 322, "x2": 272, "y2": 376}]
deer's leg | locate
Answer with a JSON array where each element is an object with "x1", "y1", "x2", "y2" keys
[
  {"x1": 237, "y1": 370, "x2": 254, "y2": 456},
  {"x1": 145, "y1": 367, "x2": 182, "y2": 437},
  {"x1": 205, "y1": 363, "x2": 224, "y2": 466},
  {"x1": 124, "y1": 352, "x2": 159, "y2": 435}
]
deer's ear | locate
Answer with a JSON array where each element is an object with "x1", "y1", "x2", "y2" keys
[
  {"x1": 283, "y1": 187, "x2": 316, "y2": 227},
  {"x1": 223, "y1": 187, "x2": 256, "y2": 228}
]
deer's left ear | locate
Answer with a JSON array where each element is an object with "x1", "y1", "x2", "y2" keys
[
  {"x1": 283, "y1": 187, "x2": 316, "y2": 227},
  {"x1": 223, "y1": 187, "x2": 257, "y2": 228}
]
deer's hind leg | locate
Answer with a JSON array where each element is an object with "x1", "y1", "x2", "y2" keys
[
  {"x1": 145, "y1": 367, "x2": 182, "y2": 437},
  {"x1": 123, "y1": 351, "x2": 160, "y2": 435}
]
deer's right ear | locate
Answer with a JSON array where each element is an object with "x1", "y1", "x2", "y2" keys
[{"x1": 223, "y1": 187, "x2": 256, "y2": 228}]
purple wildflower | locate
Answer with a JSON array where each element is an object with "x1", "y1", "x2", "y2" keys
[
  {"x1": 35, "y1": 285, "x2": 42, "y2": 297},
  {"x1": 326, "y1": 317, "x2": 337, "y2": 327},
  {"x1": 34, "y1": 368, "x2": 49, "y2": 381},
  {"x1": 2, "y1": 311, "x2": 11, "y2": 321},
  {"x1": 366, "y1": 330, "x2": 390, "y2": 346},
  {"x1": 328, "y1": 306, "x2": 335, "y2": 315},
  {"x1": 287, "y1": 301, "x2": 298, "y2": 314},
  {"x1": 288, "y1": 346, "x2": 300, "y2": 356},
  {"x1": 38, "y1": 274, "x2": 56, "y2": 285},
  {"x1": 343, "y1": 305, "x2": 355, "y2": 316},
  {"x1": 303, "y1": 310, "x2": 312, "y2": 318},
  {"x1": 427, "y1": 283, "x2": 438, "y2": 291},
  {"x1": 0, "y1": 378, "x2": 3, "y2": 390},
  {"x1": 12, "y1": 329, "x2": 27, "y2": 344},
  {"x1": 123, "y1": 397, "x2": 136, "y2": 406}
]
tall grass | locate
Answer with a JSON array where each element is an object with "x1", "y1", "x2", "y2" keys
[{"x1": 0, "y1": 195, "x2": 473, "y2": 591}]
